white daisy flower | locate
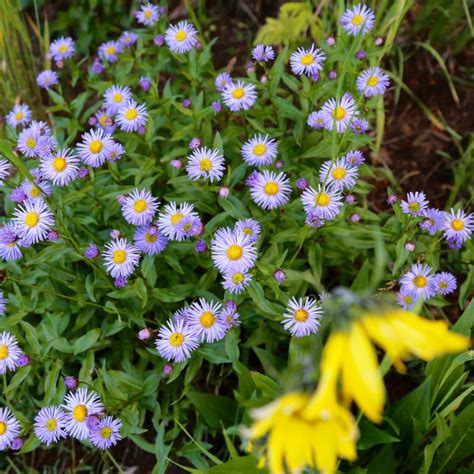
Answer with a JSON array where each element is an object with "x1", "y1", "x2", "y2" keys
[
  {"x1": 186, "y1": 147, "x2": 225, "y2": 182},
  {"x1": 249, "y1": 170, "x2": 292, "y2": 210},
  {"x1": 40, "y1": 148, "x2": 80, "y2": 186},
  {"x1": 103, "y1": 85, "x2": 132, "y2": 114},
  {"x1": 155, "y1": 319, "x2": 200, "y2": 362},
  {"x1": 222, "y1": 80, "x2": 257, "y2": 112},
  {"x1": 211, "y1": 227, "x2": 257, "y2": 273},
  {"x1": 241, "y1": 134, "x2": 278, "y2": 167},
  {"x1": 165, "y1": 21, "x2": 198, "y2": 53},
  {"x1": 321, "y1": 94, "x2": 358, "y2": 133},
  {"x1": 115, "y1": 99, "x2": 147, "y2": 133},
  {"x1": 187, "y1": 298, "x2": 227, "y2": 343},
  {"x1": 290, "y1": 44, "x2": 326, "y2": 76},
  {"x1": 157, "y1": 202, "x2": 200, "y2": 241},
  {"x1": 319, "y1": 158, "x2": 359, "y2": 190},
  {"x1": 121, "y1": 188, "x2": 159, "y2": 226},
  {"x1": 0, "y1": 331, "x2": 22, "y2": 374},
  {"x1": 62, "y1": 388, "x2": 104, "y2": 440},
  {"x1": 103, "y1": 238, "x2": 140, "y2": 278},
  {"x1": 76, "y1": 128, "x2": 115, "y2": 168},
  {"x1": 282, "y1": 297, "x2": 323, "y2": 337},
  {"x1": 301, "y1": 185, "x2": 343, "y2": 220},
  {"x1": 0, "y1": 407, "x2": 21, "y2": 450},
  {"x1": 12, "y1": 198, "x2": 55, "y2": 244}
]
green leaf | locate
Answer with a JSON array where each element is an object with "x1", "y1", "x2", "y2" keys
[
  {"x1": 358, "y1": 419, "x2": 399, "y2": 450},
  {"x1": 186, "y1": 392, "x2": 238, "y2": 430}
]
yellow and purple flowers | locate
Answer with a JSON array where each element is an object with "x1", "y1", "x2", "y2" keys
[
  {"x1": 157, "y1": 201, "x2": 202, "y2": 241},
  {"x1": 165, "y1": 21, "x2": 198, "y2": 53},
  {"x1": 36, "y1": 69, "x2": 59, "y2": 89},
  {"x1": 401, "y1": 191, "x2": 429, "y2": 217},
  {"x1": 222, "y1": 80, "x2": 257, "y2": 111},
  {"x1": 121, "y1": 188, "x2": 159, "y2": 226},
  {"x1": 187, "y1": 298, "x2": 227, "y2": 343},
  {"x1": 320, "y1": 157, "x2": 359, "y2": 190},
  {"x1": 0, "y1": 332, "x2": 22, "y2": 374},
  {"x1": 249, "y1": 170, "x2": 291, "y2": 210},
  {"x1": 77, "y1": 128, "x2": 115, "y2": 167},
  {"x1": 356, "y1": 67, "x2": 390, "y2": 97},
  {"x1": 49, "y1": 37, "x2": 75, "y2": 62},
  {"x1": 12, "y1": 198, "x2": 55, "y2": 244},
  {"x1": 186, "y1": 147, "x2": 226, "y2": 182},
  {"x1": 301, "y1": 185, "x2": 343, "y2": 221},
  {"x1": 0, "y1": 408, "x2": 21, "y2": 451},
  {"x1": 155, "y1": 319, "x2": 200, "y2": 362},
  {"x1": 34, "y1": 406, "x2": 68, "y2": 446},
  {"x1": 290, "y1": 44, "x2": 326, "y2": 77},
  {"x1": 241, "y1": 134, "x2": 278, "y2": 167},
  {"x1": 89, "y1": 416, "x2": 122, "y2": 449},
  {"x1": 400, "y1": 263, "x2": 436, "y2": 300},
  {"x1": 282, "y1": 297, "x2": 323, "y2": 337},
  {"x1": 442, "y1": 208, "x2": 473, "y2": 245},
  {"x1": 135, "y1": 3, "x2": 160, "y2": 26},
  {"x1": 320, "y1": 94, "x2": 358, "y2": 133},
  {"x1": 115, "y1": 99, "x2": 148, "y2": 132},
  {"x1": 340, "y1": 3, "x2": 376, "y2": 36},
  {"x1": 103, "y1": 238, "x2": 140, "y2": 278},
  {"x1": 40, "y1": 148, "x2": 79, "y2": 186},
  {"x1": 6, "y1": 103, "x2": 31, "y2": 128}
]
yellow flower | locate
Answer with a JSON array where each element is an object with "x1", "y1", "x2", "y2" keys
[
  {"x1": 250, "y1": 352, "x2": 358, "y2": 474},
  {"x1": 309, "y1": 309, "x2": 470, "y2": 424},
  {"x1": 359, "y1": 310, "x2": 470, "y2": 372}
]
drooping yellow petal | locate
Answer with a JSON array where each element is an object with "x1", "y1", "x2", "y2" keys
[{"x1": 342, "y1": 322, "x2": 385, "y2": 423}]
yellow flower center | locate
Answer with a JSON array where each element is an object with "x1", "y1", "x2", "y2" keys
[
  {"x1": 169, "y1": 332, "x2": 185, "y2": 347},
  {"x1": 199, "y1": 158, "x2": 212, "y2": 171},
  {"x1": 413, "y1": 275, "x2": 427, "y2": 288},
  {"x1": 451, "y1": 219, "x2": 464, "y2": 231},
  {"x1": 99, "y1": 114, "x2": 109, "y2": 125},
  {"x1": 113, "y1": 93, "x2": 123, "y2": 103},
  {"x1": 0, "y1": 422, "x2": 6, "y2": 435},
  {"x1": 15, "y1": 111, "x2": 23, "y2": 120},
  {"x1": 25, "y1": 211, "x2": 39, "y2": 228},
  {"x1": 89, "y1": 140, "x2": 103, "y2": 154},
  {"x1": 439, "y1": 281, "x2": 448, "y2": 289},
  {"x1": 408, "y1": 202, "x2": 420, "y2": 212},
  {"x1": 58, "y1": 44, "x2": 68, "y2": 53},
  {"x1": 253, "y1": 144, "x2": 267, "y2": 156},
  {"x1": 113, "y1": 249, "x2": 127, "y2": 264},
  {"x1": 46, "y1": 418, "x2": 57, "y2": 431},
  {"x1": 100, "y1": 427, "x2": 113, "y2": 439},
  {"x1": 243, "y1": 227, "x2": 253, "y2": 236},
  {"x1": 144, "y1": 10, "x2": 152, "y2": 19},
  {"x1": 200, "y1": 311, "x2": 215, "y2": 328},
  {"x1": 332, "y1": 167, "x2": 346, "y2": 180},
  {"x1": 226, "y1": 244, "x2": 243, "y2": 260},
  {"x1": 53, "y1": 157, "x2": 67, "y2": 172},
  {"x1": 175, "y1": 30, "x2": 187, "y2": 42},
  {"x1": 332, "y1": 106, "x2": 346, "y2": 121},
  {"x1": 72, "y1": 404, "x2": 88, "y2": 422},
  {"x1": 232, "y1": 88, "x2": 245, "y2": 99},
  {"x1": 367, "y1": 75, "x2": 379, "y2": 87},
  {"x1": 264, "y1": 182, "x2": 279, "y2": 196},
  {"x1": 106, "y1": 46, "x2": 116, "y2": 55},
  {"x1": 133, "y1": 199, "x2": 148, "y2": 213},
  {"x1": 232, "y1": 272, "x2": 244, "y2": 284},
  {"x1": 0, "y1": 344, "x2": 8, "y2": 360},
  {"x1": 316, "y1": 192, "x2": 330, "y2": 206},
  {"x1": 294, "y1": 309, "x2": 309, "y2": 322},
  {"x1": 171, "y1": 212, "x2": 183, "y2": 225},
  {"x1": 30, "y1": 186, "x2": 40, "y2": 198},
  {"x1": 125, "y1": 108, "x2": 138, "y2": 121},
  {"x1": 300, "y1": 54, "x2": 314, "y2": 65},
  {"x1": 183, "y1": 223, "x2": 192, "y2": 231},
  {"x1": 352, "y1": 14, "x2": 364, "y2": 26},
  {"x1": 403, "y1": 295, "x2": 413, "y2": 304},
  {"x1": 26, "y1": 138, "x2": 36, "y2": 149},
  {"x1": 145, "y1": 233, "x2": 157, "y2": 243}
]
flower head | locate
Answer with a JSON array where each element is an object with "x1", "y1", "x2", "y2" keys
[
  {"x1": 0, "y1": 408, "x2": 21, "y2": 450},
  {"x1": 340, "y1": 4, "x2": 376, "y2": 36},
  {"x1": 90, "y1": 416, "x2": 122, "y2": 449},
  {"x1": 77, "y1": 128, "x2": 115, "y2": 167},
  {"x1": 399, "y1": 263, "x2": 436, "y2": 299},
  {"x1": 241, "y1": 134, "x2": 278, "y2": 167},
  {"x1": 432, "y1": 272, "x2": 457, "y2": 296},
  {"x1": 400, "y1": 191, "x2": 429, "y2": 217},
  {"x1": 186, "y1": 147, "x2": 225, "y2": 182},
  {"x1": 307, "y1": 110, "x2": 326, "y2": 129},
  {"x1": 419, "y1": 208, "x2": 445, "y2": 235},
  {"x1": 119, "y1": 31, "x2": 138, "y2": 47},
  {"x1": 215, "y1": 72, "x2": 233, "y2": 91},
  {"x1": 234, "y1": 218, "x2": 261, "y2": 243},
  {"x1": 104, "y1": 85, "x2": 132, "y2": 114},
  {"x1": 103, "y1": 238, "x2": 140, "y2": 278},
  {"x1": 40, "y1": 148, "x2": 79, "y2": 186},
  {"x1": 62, "y1": 388, "x2": 104, "y2": 440},
  {"x1": 187, "y1": 298, "x2": 227, "y2": 343},
  {"x1": 442, "y1": 208, "x2": 473, "y2": 244},
  {"x1": 249, "y1": 170, "x2": 291, "y2": 210},
  {"x1": 34, "y1": 406, "x2": 68, "y2": 446},
  {"x1": 37, "y1": 69, "x2": 59, "y2": 89},
  {"x1": 321, "y1": 94, "x2": 358, "y2": 133},
  {"x1": 121, "y1": 188, "x2": 159, "y2": 226},
  {"x1": 282, "y1": 297, "x2": 323, "y2": 337},
  {"x1": 356, "y1": 67, "x2": 390, "y2": 97},
  {"x1": 134, "y1": 224, "x2": 168, "y2": 255},
  {"x1": 0, "y1": 331, "x2": 22, "y2": 375},
  {"x1": 320, "y1": 158, "x2": 358, "y2": 191},
  {"x1": 222, "y1": 80, "x2": 257, "y2": 112},
  {"x1": 99, "y1": 40, "x2": 123, "y2": 63},
  {"x1": 136, "y1": 3, "x2": 160, "y2": 26},
  {"x1": 345, "y1": 150, "x2": 365, "y2": 167},
  {"x1": 165, "y1": 21, "x2": 198, "y2": 53},
  {"x1": 116, "y1": 99, "x2": 148, "y2": 133},
  {"x1": 351, "y1": 118, "x2": 369, "y2": 134},
  {"x1": 252, "y1": 44, "x2": 275, "y2": 62},
  {"x1": 290, "y1": 44, "x2": 326, "y2": 76},
  {"x1": 222, "y1": 269, "x2": 252, "y2": 294},
  {"x1": 155, "y1": 319, "x2": 199, "y2": 362},
  {"x1": 157, "y1": 202, "x2": 200, "y2": 241},
  {"x1": 49, "y1": 37, "x2": 75, "y2": 61},
  {"x1": 301, "y1": 185, "x2": 343, "y2": 220},
  {"x1": 396, "y1": 287, "x2": 418, "y2": 310},
  {"x1": 6, "y1": 104, "x2": 32, "y2": 128},
  {"x1": 12, "y1": 198, "x2": 54, "y2": 245}
]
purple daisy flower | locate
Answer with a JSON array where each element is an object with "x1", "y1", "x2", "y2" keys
[
  {"x1": 89, "y1": 416, "x2": 122, "y2": 449},
  {"x1": 400, "y1": 191, "x2": 429, "y2": 217},
  {"x1": 419, "y1": 208, "x2": 445, "y2": 235}
]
